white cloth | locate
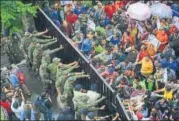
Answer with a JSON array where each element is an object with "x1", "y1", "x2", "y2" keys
[
  {"x1": 11, "y1": 98, "x2": 24, "y2": 119},
  {"x1": 86, "y1": 91, "x2": 101, "y2": 103}
]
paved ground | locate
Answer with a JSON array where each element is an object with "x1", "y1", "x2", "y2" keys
[{"x1": 1, "y1": 55, "x2": 59, "y2": 119}]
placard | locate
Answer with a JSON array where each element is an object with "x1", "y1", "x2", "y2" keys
[{"x1": 148, "y1": 34, "x2": 161, "y2": 48}]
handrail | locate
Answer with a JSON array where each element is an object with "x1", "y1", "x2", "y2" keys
[{"x1": 38, "y1": 7, "x2": 130, "y2": 120}]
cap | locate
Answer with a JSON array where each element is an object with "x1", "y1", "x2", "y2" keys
[
  {"x1": 90, "y1": 84, "x2": 97, "y2": 91},
  {"x1": 52, "y1": 57, "x2": 61, "y2": 63},
  {"x1": 74, "y1": 84, "x2": 83, "y2": 91},
  {"x1": 87, "y1": 112, "x2": 95, "y2": 119},
  {"x1": 80, "y1": 108, "x2": 88, "y2": 115}
]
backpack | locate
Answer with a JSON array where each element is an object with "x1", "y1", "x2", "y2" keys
[
  {"x1": 34, "y1": 97, "x2": 48, "y2": 114},
  {"x1": 17, "y1": 71, "x2": 26, "y2": 84}
]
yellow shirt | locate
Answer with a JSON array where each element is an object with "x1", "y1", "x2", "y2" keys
[
  {"x1": 140, "y1": 57, "x2": 154, "y2": 75},
  {"x1": 130, "y1": 27, "x2": 137, "y2": 40},
  {"x1": 162, "y1": 88, "x2": 173, "y2": 101}
]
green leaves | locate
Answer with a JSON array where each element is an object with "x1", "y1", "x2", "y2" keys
[{"x1": 1, "y1": 1, "x2": 38, "y2": 35}]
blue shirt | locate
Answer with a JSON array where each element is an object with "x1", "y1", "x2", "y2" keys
[
  {"x1": 73, "y1": 6, "x2": 87, "y2": 15},
  {"x1": 9, "y1": 73, "x2": 19, "y2": 88},
  {"x1": 160, "y1": 58, "x2": 168, "y2": 68},
  {"x1": 110, "y1": 37, "x2": 120, "y2": 45},
  {"x1": 168, "y1": 61, "x2": 178, "y2": 71},
  {"x1": 81, "y1": 39, "x2": 92, "y2": 54}
]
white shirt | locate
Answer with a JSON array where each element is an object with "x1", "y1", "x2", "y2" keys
[{"x1": 11, "y1": 97, "x2": 24, "y2": 119}]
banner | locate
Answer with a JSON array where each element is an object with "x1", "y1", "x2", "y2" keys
[{"x1": 148, "y1": 34, "x2": 161, "y2": 48}]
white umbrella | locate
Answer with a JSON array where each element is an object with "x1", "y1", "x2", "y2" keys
[
  {"x1": 127, "y1": 2, "x2": 151, "y2": 21},
  {"x1": 150, "y1": 3, "x2": 173, "y2": 19}
]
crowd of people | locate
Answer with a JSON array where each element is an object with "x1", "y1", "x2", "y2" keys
[
  {"x1": 43, "y1": 0, "x2": 179, "y2": 120},
  {"x1": 1, "y1": 0, "x2": 179, "y2": 121}
]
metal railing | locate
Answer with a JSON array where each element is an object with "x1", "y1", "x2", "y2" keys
[{"x1": 35, "y1": 8, "x2": 130, "y2": 120}]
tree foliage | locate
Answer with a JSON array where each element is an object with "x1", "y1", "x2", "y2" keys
[{"x1": 1, "y1": 1, "x2": 38, "y2": 35}]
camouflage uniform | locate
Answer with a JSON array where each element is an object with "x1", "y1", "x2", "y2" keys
[
  {"x1": 2, "y1": 37, "x2": 14, "y2": 63},
  {"x1": 33, "y1": 39, "x2": 57, "y2": 73},
  {"x1": 27, "y1": 37, "x2": 55, "y2": 68},
  {"x1": 75, "y1": 95, "x2": 106, "y2": 120},
  {"x1": 63, "y1": 74, "x2": 89, "y2": 109},
  {"x1": 47, "y1": 58, "x2": 61, "y2": 82},
  {"x1": 40, "y1": 47, "x2": 63, "y2": 92},
  {"x1": 55, "y1": 64, "x2": 79, "y2": 89}
]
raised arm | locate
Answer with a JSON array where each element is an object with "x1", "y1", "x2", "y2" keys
[
  {"x1": 42, "y1": 39, "x2": 57, "y2": 48},
  {"x1": 48, "y1": 45, "x2": 63, "y2": 55},
  {"x1": 36, "y1": 38, "x2": 56, "y2": 44},
  {"x1": 33, "y1": 28, "x2": 48, "y2": 37},
  {"x1": 88, "y1": 96, "x2": 106, "y2": 107}
]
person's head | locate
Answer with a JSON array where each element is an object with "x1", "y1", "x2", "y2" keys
[
  {"x1": 107, "y1": 66, "x2": 115, "y2": 74},
  {"x1": 40, "y1": 91, "x2": 47, "y2": 99},
  {"x1": 160, "y1": 98, "x2": 166, "y2": 105},
  {"x1": 101, "y1": 39, "x2": 106, "y2": 46},
  {"x1": 80, "y1": 108, "x2": 88, "y2": 115},
  {"x1": 52, "y1": 57, "x2": 61, "y2": 64},
  {"x1": 144, "y1": 56, "x2": 151, "y2": 62},
  {"x1": 28, "y1": 27, "x2": 35, "y2": 33},
  {"x1": 90, "y1": 84, "x2": 97, "y2": 92},
  {"x1": 87, "y1": 31, "x2": 94, "y2": 39},
  {"x1": 74, "y1": 84, "x2": 83, "y2": 91},
  {"x1": 97, "y1": 2, "x2": 103, "y2": 8},
  {"x1": 106, "y1": 24, "x2": 112, "y2": 30},
  {"x1": 136, "y1": 85, "x2": 142, "y2": 90},
  {"x1": 7, "y1": 65, "x2": 12, "y2": 71},
  {"x1": 95, "y1": 30, "x2": 101, "y2": 37},
  {"x1": 140, "y1": 45, "x2": 147, "y2": 50},
  {"x1": 165, "y1": 85, "x2": 172, "y2": 92},
  {"x1": 54, "y1": 3, "x2": 60, "y2": 9},
  {"x1": 148, "y1": 75, "x2": 154, "y2": 82},
  {"x1": 134, "y1": 76, "x2": 140, "y2": 84},
  {"x1": 87, "y1": 112, "x2": 95, "y2": 120},
  {"x1": 169, "y1": 56, "x2": 175, "y2": 62}
]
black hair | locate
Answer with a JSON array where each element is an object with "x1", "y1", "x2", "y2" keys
[
  {"x1": 7, "y1": 65, "x2": 12, "y2": 70},
  {"x1": 28, "y1": 27, "x2": 35, "y2": 33}
]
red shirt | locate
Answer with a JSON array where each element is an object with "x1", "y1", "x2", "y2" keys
[
  {"x1": 0, "y1": 101, "x2": 11, "y2": 113},
  {"x1": 104, "y1": 5, "x2": 114, "y2": 19},
  {"x1": 138, "y1": 50, "x2": 148, "y2": 61},
  {"x1": 66, "y1": 13, "x2": 78, "y2": 25}
]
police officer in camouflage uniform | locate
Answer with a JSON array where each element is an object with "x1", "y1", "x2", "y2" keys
[
  {"x1": 21, "y1": 28, "x2": 50, "y2": 58},
  {"x1": 2, "y1": 37, "x2": 15, "y2": 63},
  {"x1": 74, "y1": 95, "x2": 106, "y2": 120},
  {"x1": 27, "y1": 37, "x2": 55, "y2": 69},
  {"x1": 55, "y1": 62, "x2": 79, "y2": 94},
  {"x1": 63, "y1": 73, "x2": 90, "y2": 109},
  {"x1": 39, "y1": 46, "x2": 64, "y2": 94},
  {"x1": 33, "y1": 38, "x2": 57, "y2": 75}
]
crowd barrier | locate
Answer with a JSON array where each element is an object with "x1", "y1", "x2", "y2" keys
[{"x1": 34, "y1": 8, "x2": 130, "y2": 120}]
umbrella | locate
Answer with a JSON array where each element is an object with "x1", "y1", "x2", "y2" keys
[
  {"x1": 150, "y1": 3, "x2": 173, "y2": 19},
  {"x1": 127, "y1": 2, "x2": 151, "y2": 21}
]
